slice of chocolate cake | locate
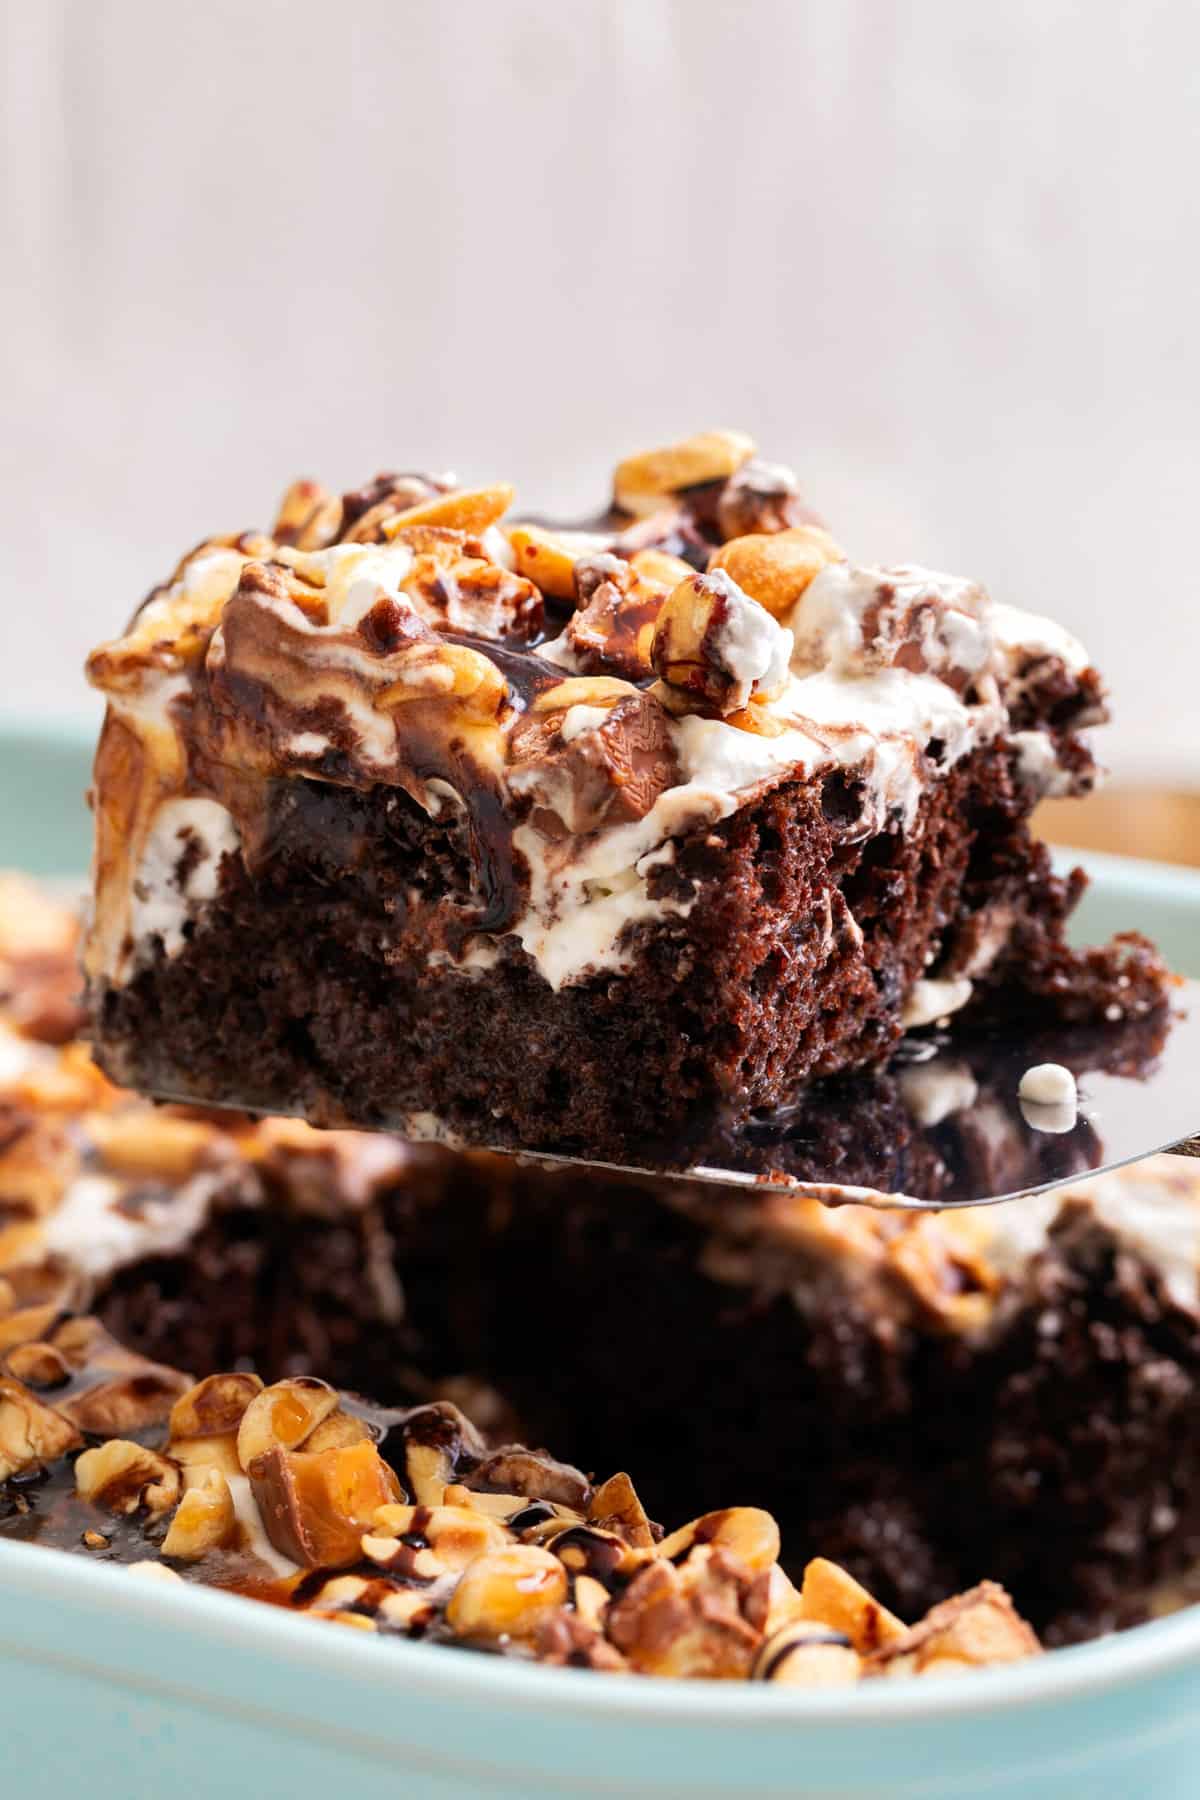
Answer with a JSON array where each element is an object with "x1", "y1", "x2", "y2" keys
[
  {"x1": 1, "y1": 883, "x2": 1195, "y2": 1648},
  {"x1": 81, "y1": 431, "x2": 1168, "y2": 1157}
]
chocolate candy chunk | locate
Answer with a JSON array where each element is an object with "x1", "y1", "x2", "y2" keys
[
  {"x1": 249, "y1": 1440, "x2": 400, "y2": 1569},
  {"x1": 509, "y1": 687, "x2": 679, "y2": 838}
]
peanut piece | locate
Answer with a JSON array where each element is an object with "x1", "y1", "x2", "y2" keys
[
  {"x1": 507, "y1": 525, "x2": 584, "y2": 601},
  {"x1": 75, "y1": 1440, "x2": 181, "y2": 1517},
  {"x1": 236, "y1": 1377, "x2": 340, "y2": 1471},
  {"x1": 162, "y1": 1467, "x2": 236, "y2": 1560},
  {"x1": 797, "y1": 1558, "x2": 907, "y2": 1653},
  {"x1": 614, "y1": 430, "x2": 756, "y2": 517},
  {"x1": 656, "y1": 1506, "x2": 781, "y2": 1574},
  {"x1": 651, "y1": 571, "x2": 792, "y2": 713},
  {"x1": 444, "y1": 1545, "x2": 568, "y2": 1640},
  {"x1": 752, "y1": 1622, "x2": 862, "y2": 1686},
  {"x1": 170, "y1": 1372, "x2": 265, "y2": 1443},
  {"x1": 709, "y1": 525, "x2": 845, "y2": 620},
  {"x1": 380, "y1": 485, "x2": 515, "y2": 538}
]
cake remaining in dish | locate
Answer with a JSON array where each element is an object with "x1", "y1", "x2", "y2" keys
[
  {"x1": 0, "y1": 885, "x2": 1040, "y2": 1683},
  {"x1": 2, "y1": 882, "x2": 1197, "y2": 1648},
  {"x1": 88, "y1": 1145, "x2": 1200, "y2": 1649},
  {"x1": 81, "y1": 431, "x2": 1168, "y2": 1156}
]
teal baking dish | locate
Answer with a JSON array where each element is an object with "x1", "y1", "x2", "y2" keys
[
  {"x1": 6, "y1": 1538, "x2": 1200, "y2": 1800},
  {"x1": 3, "y1": 715, "x2": 1200, "y2": 1800}
]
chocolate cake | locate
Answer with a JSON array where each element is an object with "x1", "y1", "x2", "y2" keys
[
  {"x1": 1, "y1": 883, "x2": 1196, "y2": 1650},
  {"x1": 88, "y1": 1151, "x2": 1200, "y2": 1649},
  {"x1": 81, "y1": 430, "x2": 1168, "y2": 1157}
]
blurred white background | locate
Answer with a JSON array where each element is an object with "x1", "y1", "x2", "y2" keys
[{"x1": 2, "y1": 0, "x2": 1197, "y2": 775}]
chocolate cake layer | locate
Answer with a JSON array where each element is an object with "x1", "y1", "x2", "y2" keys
[{"x1": 81, "y1": 429, "x2": 1167, "y2": 1156}]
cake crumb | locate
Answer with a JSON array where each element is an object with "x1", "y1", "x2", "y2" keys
[
  {"x1": 1018, "y1": 1062, "x2": 1079, "y2": 1134},
  {"x1": 1018, "y1": 1063, "x2": 1077, "y2": 1108},
  {"x1": 900, "y1": 976, "x2": 973, "y2": 1031}
]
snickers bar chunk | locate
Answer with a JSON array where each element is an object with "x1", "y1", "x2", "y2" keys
[{"x1": 83, "y1": 432, "x2": 1167, "y2": 1155}]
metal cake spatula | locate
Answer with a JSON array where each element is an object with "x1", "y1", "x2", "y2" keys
[{"x1": 382, "y1": 983, "x2": 1199, "y2": 1211}]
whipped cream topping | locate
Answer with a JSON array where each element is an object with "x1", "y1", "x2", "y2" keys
[
  {"x1": 503, "y1": 643, "x2": 1008, "y2": 992},
  {"x1": 85, "y1": 479, "x2": 1104, "y2": 997},
  {"x1": 977, "y1": 1157, "x2": 1200, "y2": 1316},
  {"x1": 40, "y1": 1165, "x2": 235, "y2": 1283},
  {"x1": 1009, "y1": 729, "x2": 1082, "y2": 799},
  {"x1": 791, "y1": 561, "x2": 994, "y2": 686},
  {"x1": 990, "y1": 602, "x2": 1089, "y2": 676}
]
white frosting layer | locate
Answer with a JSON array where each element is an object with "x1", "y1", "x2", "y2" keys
[
  {"x1": 497, "y1": 587, "x2": 1089, "y2": 989},
  {"x1": 793, "y1": 561, "x2": 993, "y2": 683},
  {"x1": 504, "y1": 640, "x2": 1015, "y2": 989},
  {"x1": 105, "y1": 535, "x2": 1098, "y2": 995},
  {"x1": 508, "y1": 699, "x2": 840, "y2": 990},
  {"x1": 41, "y1": 1166, "x2": 232, "y2": 1281},
  {"x1": 990, "y1": 602, "x2": 1088, "y2": 675}
]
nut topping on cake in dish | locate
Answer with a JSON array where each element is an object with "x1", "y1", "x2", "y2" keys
[{"x1": 0, "y1": 1325, "x2": 1040, "y2": 1683}]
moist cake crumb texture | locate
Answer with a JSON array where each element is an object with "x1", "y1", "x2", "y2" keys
[{"x1": 80, "y1": 428, "x2": 1170, "y2": 1155}]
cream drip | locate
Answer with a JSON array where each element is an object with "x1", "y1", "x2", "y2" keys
[
  {"x1": 129, "y1": 797, "x2": 241, "y2": 960},
  {"x1": 1009, "y1": 729, "x2": 1079, "y2": 798}
]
